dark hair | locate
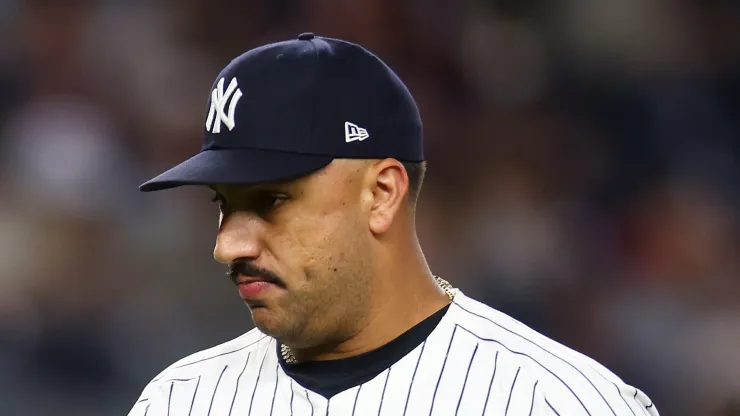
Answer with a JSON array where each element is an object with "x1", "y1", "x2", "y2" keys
[{"x1": 401, "y1": 161, "x2": 427, "y2": 205}]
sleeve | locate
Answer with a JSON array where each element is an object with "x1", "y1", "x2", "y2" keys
[{"x1": 126, "y1": 369, "x2": 171, "y2": 416}]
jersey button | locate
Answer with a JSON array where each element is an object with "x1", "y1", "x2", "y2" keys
[{"x1": 297, "y1": 32, "x2": 315, "y2": 41}]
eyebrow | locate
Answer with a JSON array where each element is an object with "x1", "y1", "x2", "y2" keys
[{"x1": 209, "y1": 183, "x2": 295, "y2": 197}]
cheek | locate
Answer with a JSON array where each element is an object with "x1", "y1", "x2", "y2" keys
[{"x1": 287, "y1": 209, "x2": 358, "y2": 272}]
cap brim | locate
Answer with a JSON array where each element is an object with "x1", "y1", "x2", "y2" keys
[{"x1": 139, "y1": 148, "x2": 334, "y2": 192}]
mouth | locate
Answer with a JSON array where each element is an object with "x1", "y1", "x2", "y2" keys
[
  {"x1": 227, "y1": 262, "x2": 286, "y2": 301},
  {"x1": 235, "y1": 275, "x2": 284, "y2": 300}
]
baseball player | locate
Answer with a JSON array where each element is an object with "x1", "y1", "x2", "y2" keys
[{"x1": 128, "y1": 33, "x2": 659, "y2": 415}]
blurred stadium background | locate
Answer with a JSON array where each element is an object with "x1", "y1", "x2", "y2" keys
[{"x1": 0, "y1": 0, "x2": 738, "y2": 415}]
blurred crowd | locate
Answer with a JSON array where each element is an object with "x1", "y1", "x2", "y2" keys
[{"x1": 0, "y1": 0, "x2": 738, "y2": 415}]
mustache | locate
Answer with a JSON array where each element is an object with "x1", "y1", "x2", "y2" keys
[{"x1": 227, "y1": 261, "x2": 286, "y2": 288}]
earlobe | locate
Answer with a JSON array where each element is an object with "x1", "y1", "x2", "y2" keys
[{"x1": 368, "y1": 208, "x2": 393, "y2": 234}]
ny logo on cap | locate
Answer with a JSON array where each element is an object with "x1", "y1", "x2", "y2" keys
[
  {"x1": 345, "y1": 121, "x2": 369, "y2": 143},
  {"x1": 206, "y1": 77, "x2": 243, "y2": 133}
]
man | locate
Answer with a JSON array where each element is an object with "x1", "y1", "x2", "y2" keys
[{"x1": 129, "y1": 33, "x2": 659, "y2": 415}]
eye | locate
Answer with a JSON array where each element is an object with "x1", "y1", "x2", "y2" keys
[
  {"x1": 255, "y1": 192, "x2": 286, "y2": 216},
  {"x1": 209, "y1": 190, "x2": 287, "y2": 216}
]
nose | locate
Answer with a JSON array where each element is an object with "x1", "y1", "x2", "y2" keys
[{"x1": 213, "y1": 211, "x2": 264, "y2": 265}]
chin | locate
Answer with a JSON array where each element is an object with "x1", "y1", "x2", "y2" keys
[{"x1": 250, "y1": 307, "x2": 287, "y2": 338}]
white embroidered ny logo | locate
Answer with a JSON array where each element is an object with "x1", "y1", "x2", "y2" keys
[{"x1": 205, "y1": 77, "x2": 243, "y2": 133}]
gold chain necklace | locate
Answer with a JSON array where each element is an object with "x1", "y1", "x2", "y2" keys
[{"x1": 280, "y1": 276, "x2": 457, "y2": 364}]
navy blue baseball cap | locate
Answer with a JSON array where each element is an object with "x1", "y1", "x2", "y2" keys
[{"x1": 139, "y1": 33, "x2": 424, "y2": 192}]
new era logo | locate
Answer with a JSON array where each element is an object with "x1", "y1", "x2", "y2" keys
[
  {"x1": 206, "y1": 77, "x2": 243, "y2": 133},
  {"x1": 345, "y1": 121, "x2": 369, "y2": 143}
]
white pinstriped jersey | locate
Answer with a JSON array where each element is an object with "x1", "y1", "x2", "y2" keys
[{"x1": 128, "y1": 292, "x2": 659, "y2": 415}]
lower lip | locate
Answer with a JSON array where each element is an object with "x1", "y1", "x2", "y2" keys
[{"x1": 238, "y1": 281, "x2": 278, "y2": 299}]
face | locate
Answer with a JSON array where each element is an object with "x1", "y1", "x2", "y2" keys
[{"x1": 211, "y1": 160, "x2": 400, "y2": 348}]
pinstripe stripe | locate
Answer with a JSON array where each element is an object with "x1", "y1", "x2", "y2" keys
[
  {"x1": 505, "y1": 367, "x2": 521, "y2": 415},
  {"x1": 482, "y1": 350, "x2": 499, "y2": 414},
  {"x1": 229, "y1": 352, "x2": 252, "y2": 416},
  {"x1": 455, "y1": 343, "x2": 479, "y2": 415},
  {"x1": 402, "y1": 340, "x2": 427, "y2": 416},
  {"x1": 207, "y1": 365, "x2": 228, "y2": 416},
  {"x1": 430, "y1": 325, "x2": 457, "y2": 415},
  {"x1": 545, "y1": 398, "x2": 560, "y2": 415},
  {"x1": 248, "y1": 345, "x2": 270, "y2": 416},
  {"x1": 188, "y1": 376, "x2": 201, "y2": 416},
  {"x1": 529, "y1": 381, "x2": 539, "y2": 416},
  {"x1": 305, "y1": 389, "x2": 314, "y2": 416},
  {"x1": 377, "y1": 368, "x2": 391, "y2": 415},
  {"x1": 161, "y1": 378, "x2": 200, "y2": 383},
  {"x1": 167, "y1": 383, "x2": 174, "y2": 416},
  {"x1": 269, "y1": 362, "x2": 279, "y2": 415},
  {"x1": 613, "y1": 384, "x2": 637, "y2": 416},
  {"x1": 351, "y1": 384, "x2": 363, "y2": 416}
]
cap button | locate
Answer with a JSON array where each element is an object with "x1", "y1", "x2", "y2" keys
[{"x1": 298, "y1": 32, "x2": 315, "y2": 41}]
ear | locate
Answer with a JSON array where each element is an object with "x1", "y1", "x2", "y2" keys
[{"x1": 367, "y1": 159, "x2": 409, "y2": 234}]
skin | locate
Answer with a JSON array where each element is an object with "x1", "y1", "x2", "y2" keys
[{"x1": 211, "y1": 158, "x2": 450, "y2": 362}]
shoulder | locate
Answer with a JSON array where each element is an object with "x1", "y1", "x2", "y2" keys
[
  {"x1": 127, "y1": 328, "x2": 271, "y2": 415},
  {"x1": 448, "y1": 292, "x2": 659, "y2": 415},
  {"x1": 153, "y1": 328, "x2": 269, "y2": 381}
]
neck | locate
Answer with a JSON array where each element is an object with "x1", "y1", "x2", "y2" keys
[{"x1": 290, "y1": 241, "x2": 450, "y2": 362}]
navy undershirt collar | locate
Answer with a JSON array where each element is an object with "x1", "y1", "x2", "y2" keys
[{"x1": 277, "y1": 304, "x2": 451, "y2": 399}]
